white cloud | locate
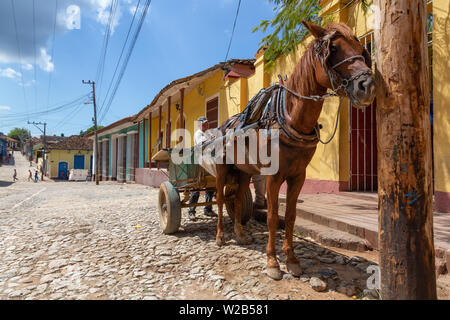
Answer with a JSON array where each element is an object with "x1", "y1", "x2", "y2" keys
[
  {"x1": 22, "y1": 63, "x2": 33, "y2": 71},
  {"x1": 0, "y1": 0, "x2": 127, "y2": 73},
  {"x1": 93, "y1": 0, "x2": 123, "y2": 34},
  {"x1": 37, "y1": 48, "x2": 54, "y2": 72},
  {"x1": 0, "y1": 67, "x2": 21, "y2": 79},
  {"x1": 129, "y1": 5, "x2": 137, "y2": 15},
  {"x1": 0, "y1": 105, "x2": 11, "y2": 111}
]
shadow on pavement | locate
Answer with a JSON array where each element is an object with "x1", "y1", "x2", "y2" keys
[{"x1": 0, "y1": 180, "x2": 14, "y2": 187}]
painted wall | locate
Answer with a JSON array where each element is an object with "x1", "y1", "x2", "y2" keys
[
  {"x1": 433, "y1": 0, "x2": 450, "y2": 211},
  {"x1": 48, "y1": 149, "x2": 93, "y2": 178},
  {"x1": 135, "y1": 0, "x2": 448, "y2": 201}
]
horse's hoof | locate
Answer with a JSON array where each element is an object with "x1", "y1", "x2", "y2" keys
[
  {"x1": 286, "y1": 263, "x2": 303, "y2": 277},
  {"x1": 236, "y1": 235, "x2": 251, "y2": 245},
  {"x1": 266, "y1": 267, "x2": 283, "y2": 280},
  {"x1": 216, "y1": 236, "x2": 225, "y2": 247}
]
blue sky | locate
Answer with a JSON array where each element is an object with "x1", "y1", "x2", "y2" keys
[{"x1": 0, "y1": 0, "x2": 275, "y2": 137}]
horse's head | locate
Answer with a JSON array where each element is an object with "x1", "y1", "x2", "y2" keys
[{"x1": 303, "y1": 21, "x2": 375, "y2": 108}]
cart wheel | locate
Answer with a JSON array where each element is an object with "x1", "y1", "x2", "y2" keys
[
  {"x1": 158, "y1": 181, "x2": 181, "y2": 234},
  {"x1": 225, "y1": 187, "x2": 253, "y2": 225}
]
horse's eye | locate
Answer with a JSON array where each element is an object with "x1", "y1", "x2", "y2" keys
[{"x1": 330, "y1": 45, "x2": 337, "y2": 53}]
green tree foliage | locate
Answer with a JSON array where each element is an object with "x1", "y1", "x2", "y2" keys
[
  {"x1": 253, "y1": 0, "x2": 372, "y2": 69},
  {"x1": 7, "y1": 127, "x2": 30, "y2": 144},
  {"x1": 80, "y1": 125, "x2": 104, "y2": 136}
]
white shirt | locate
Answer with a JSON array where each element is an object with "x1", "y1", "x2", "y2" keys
[{"x1": 194, "y1": 129, "x2": 208, "y2": 145}]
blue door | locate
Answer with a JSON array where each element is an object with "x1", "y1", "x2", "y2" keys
[
  {"x1": 90, "y1": 155, "x2": 93, "y2": 171},
  {"x1": 58, "y1": 162, "x2": 68, "y2": 179},
  {"x1": 74, "y1": 155, "x2": 85, "y2": 169}
]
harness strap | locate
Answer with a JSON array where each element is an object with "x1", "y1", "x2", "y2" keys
[{"x1": 331, "y1": 55, "x2": 365, "y2": 69}]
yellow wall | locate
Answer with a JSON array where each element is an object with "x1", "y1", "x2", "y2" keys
[
  {"x1": 144, "y1": 0, "x2": 448, "y2": 192},
  {"x1": 433, "y1": 0, "x2": 450, "y2": 193},
  {"x1": 47, "y1": 149, "x2": 93, "y2": 178},
  {"x1": 151, "y1": 70, "x2": 231, "y2": 149}
]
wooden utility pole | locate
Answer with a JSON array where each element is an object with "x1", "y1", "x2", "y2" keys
[
  {"x1": 28, "y1": 121, "x2": 47, "y2": 180},
  {"x1": 83, "y1": 80, "x2": 99, "y2": 185},
  {"x1": 374, "y1": 0, "x2": 436, "y2": 299}
]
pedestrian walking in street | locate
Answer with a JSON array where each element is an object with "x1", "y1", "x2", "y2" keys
[
  {"x1": 28, "y1": 170, "x2": 32, "y2": 182},
  {"x1": 34, "y1": 170, "x2": 39, "y2": 183},
  {"x1": 13, "y1": 169, "x2": 18, "y2": 182}
]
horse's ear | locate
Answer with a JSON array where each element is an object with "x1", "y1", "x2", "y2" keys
[
  {"x1": 363, "y1": 47, "x2": 372, "y2": 68},
  {"x1": 302, "y1": 21, "x2": 326, "y2": 38}
]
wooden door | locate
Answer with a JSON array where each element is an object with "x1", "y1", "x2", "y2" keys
[{"x1": 206, "y1": 97, "x2": 219, "y2": 128}]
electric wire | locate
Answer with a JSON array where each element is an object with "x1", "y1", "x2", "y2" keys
[
  {"x1": 95, "y1": 0, "x2": 119, "y2": 111},
  {"x1": 98, "y1": 0, "x2": 152, "y2": 124},
  {"x1": 0, "y1": 94, "x2": 90, "y2": 121},
  {"x1": 224, "y1": 0, "x2": 242, "y2": 62},
  {"x1": 32, "y1": 0, "x2": 38, "y2": 112},
  {"x1": 99, "y1": 0, "x2": 142, "y2": 122},
  {"x1": 10, "y1": 0, "x2": 29, "y2": 121},
  {"x1": 46, "y1": 0, "x2": 58, "y2": 118}
]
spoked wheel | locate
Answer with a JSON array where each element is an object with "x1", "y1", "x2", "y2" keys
[
  {"x1": 224, "y1": 186, "x2": 253, "y2": 225},
  {"x1": 158, "y1": 181, "x2": 181, "y2": 234}
]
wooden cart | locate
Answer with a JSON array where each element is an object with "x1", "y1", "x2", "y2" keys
[{"x1": 154, "y1": 149, "x2": 253, "y2": 234}]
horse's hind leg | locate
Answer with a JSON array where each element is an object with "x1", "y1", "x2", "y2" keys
[
  {"x1": 283, "y1": 175, "x2": 306, "y2": 277},
  {"x1": 215, "y1": 164, "x2": 227, "y2": 246},
  {"x1": 233, "y1": 173, "x2": 252, "y2": 245},
  {"x1": 265, "y1": 174, "x2": 284, "y2": 280}
]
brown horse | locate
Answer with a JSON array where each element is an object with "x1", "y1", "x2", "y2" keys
[{"x1": 214, "y1": 22, "x2": 376, "y2": 280}]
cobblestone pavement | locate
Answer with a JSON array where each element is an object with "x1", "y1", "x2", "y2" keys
[{"x1": 1, "y1": 154, "x2": 446, "y2": 300}]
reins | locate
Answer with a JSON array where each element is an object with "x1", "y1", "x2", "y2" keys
[{"x1": 276, "y1": 53, "x2": 369, "y2": 145}]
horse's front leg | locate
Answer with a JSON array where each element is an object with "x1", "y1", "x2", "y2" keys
[
  {"x1": 215, "y1": 164, "x2": 227, "y2": 246},
  {"x1": 265, "y1": 174, "x2": 284, "y2": 280},
  {"x1": 283, "y1": 174, "x2": 306, "y2": 277},
  {"x1": 233, "y1": 173, "x2": 252, "y2": 245}
]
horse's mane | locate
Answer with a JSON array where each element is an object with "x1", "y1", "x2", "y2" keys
[{"x1": 287, "y1": 22, "x2": 358, "y2": 97}]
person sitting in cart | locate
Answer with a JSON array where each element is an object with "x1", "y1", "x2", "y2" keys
[{"x1": 188, "y1": 116, "x2": 217, "y2": 220}]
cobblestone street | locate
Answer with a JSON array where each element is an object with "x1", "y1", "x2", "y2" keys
[{"x1": 0, "y1": 154, "x2": 448, "y2": 300}]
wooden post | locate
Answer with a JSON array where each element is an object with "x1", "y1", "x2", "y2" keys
[
  {"x1": 148, "y1": 112, "x2": 151, "y2": 167},
  {"x1": 141, "y1": 120, "x2": 145, "y2": 169},
  {"x1": 137, "y1": 121, "x2": 140, "y2": 169},
  {"x1": 179, "y1": 88, "x2": 185, "y2": 146},
  {"x1": 167, "y1": 96, "x2": 171, "y2": 148},
  {"x1": 158, "y1": 105, "x2": 162, "y2": 151},
  {"x1": 158, "y1": 105, "x2": 162, "y2": 170},
  {"x1": 374, "y1": 0, "x2": 436, "y2": 299},
  {"x1": 149, "y1": 112, "x2": 152, "y2": 169}
]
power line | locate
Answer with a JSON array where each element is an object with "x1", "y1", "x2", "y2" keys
[
  {"x1": 99, "y1": 0, "x2": 152, "y2": 124},
  {"x1": 224, "y1": 0, "x2": 242, "y2": 61},
  {"x1": 32, "y1": 0, "x2": 38, "y2": 113},
  {"x1": 99, "y1": 0, "x2": 142, "y2": 120},
  {"x1": 52, "y1": 101, "x2": 85, "y2": 132},
  {"x1": 0, "y1": 94, "x2": 89, "y2": 122},
  {"x1": 95, "y1": 0, "x2": 119, "y2": 109},
  {"x1": 10, "y1": 0, "x2": 29, "y2": 121},
  {"x1": 46, "y1": 0, "x2": 59, "y2": 118}
]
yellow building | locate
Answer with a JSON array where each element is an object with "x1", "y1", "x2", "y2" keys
[
  {"x1": 96, "y1": 0, "x2": 449, "y2": 212},
  {"x1": 46, "y1": 136, "x2": 93, "y2": 179}
]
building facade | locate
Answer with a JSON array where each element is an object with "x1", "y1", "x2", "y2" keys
[
  {"x1": 87, "y1": 116, "x2": 139, "y2": 183},
  {"x1": 46, "y1": 136, "x2": 93, "y2": 179},
  {"x1": 95, "y1": 0, "x2": 449, "y2": 212}
]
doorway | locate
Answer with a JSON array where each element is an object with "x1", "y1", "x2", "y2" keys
[{"x1": 349, "y1": 100, "x2": 378, "y2": 192}]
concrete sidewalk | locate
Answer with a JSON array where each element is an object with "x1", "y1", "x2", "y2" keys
[{"x1": 253, "y1": 191, "x2": 450, "y2": 274}]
